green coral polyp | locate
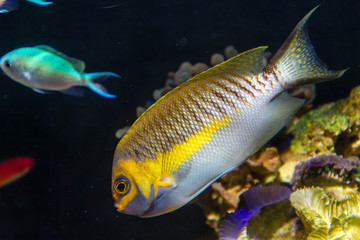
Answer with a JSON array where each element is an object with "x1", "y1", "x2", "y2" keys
[{"x1": 290, "y1": 187, "x2": 360, "y2": 239}]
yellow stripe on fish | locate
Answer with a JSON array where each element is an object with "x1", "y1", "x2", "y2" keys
[
  {"x1": 112, "y1": 6, "x2": 348, "y2": 218},
  {"x1": 113, "y1": 115, "x2": 233, "y2": 211},
  {"x1": 158, "y1": 116, "x2": 233, "y2": 174}
]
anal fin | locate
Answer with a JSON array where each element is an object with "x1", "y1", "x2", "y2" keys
[{"x1": 61, "y1": 86, "x2": 84, "y2": 97}]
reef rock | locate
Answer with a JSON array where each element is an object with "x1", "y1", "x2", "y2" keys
[{"x1": 290, "y1": 85, "x2": 360, "y2": 157}]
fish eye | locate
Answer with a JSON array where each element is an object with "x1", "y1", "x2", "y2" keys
[
  {"x1": 4, "y1": 60, "x2": 12, "y2": 69},
  {"x1": 114, "y1": 177, "x2": 130, "y2": 195}
]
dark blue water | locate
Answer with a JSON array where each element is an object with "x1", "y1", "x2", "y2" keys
[{"x1": 0, "y1": 0, "x2": 358, "y2": 239}]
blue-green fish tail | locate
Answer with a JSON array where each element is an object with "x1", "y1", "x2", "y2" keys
[
  {"x1": 84, "y1": 72, "x2": 119, "y2": 98},
  {"x1": 26, "y1": 0, "x2": 52, "y2": 6},
  {"x1": 267, "y1": 5, "x2": 348, "y2": 87}
]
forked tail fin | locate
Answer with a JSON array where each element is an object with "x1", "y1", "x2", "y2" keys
[
  {"x1": 84, "y1": 72, "x2": 119, "y2": 98},
  {"x1": 267, "y1": 5, "x2": 348, "y2": 87}
]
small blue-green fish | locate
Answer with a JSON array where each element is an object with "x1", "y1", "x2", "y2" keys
[
  {"x1": 0, "y1": 45, "x2": 119, "y2": 98},
  {"x1": 112, "y1": 6, "x2": 347, "y2": 217},
  {"x1": 0, "y1": 0, "x2": 19, "y2": 13},
  {"x1": 0, "y1": 0, "x2": 51, "y2": 13},
  {"x1": 26, "y1": 0, "x2": 52, "y2": 6}
]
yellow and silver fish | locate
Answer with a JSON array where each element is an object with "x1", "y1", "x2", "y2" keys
[{"x1": 112, "y1": 6, "x2": 347, "y2": 217}]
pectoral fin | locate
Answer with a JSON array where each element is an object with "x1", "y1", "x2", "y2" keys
[{"x1": 156, "y1": 176, "x2": 177, "y2": 201}]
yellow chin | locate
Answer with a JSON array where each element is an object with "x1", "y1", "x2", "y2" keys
[{"x1": 114, "y1": 201, "x2": 126, "y2": 212}]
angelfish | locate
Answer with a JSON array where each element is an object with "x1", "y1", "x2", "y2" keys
[
  {"x1": 112, "y1": 6, "x2": 347, "y2": 217},
  {"x1": 0, "y1": 45, "x2": 119, "y2": 98}
]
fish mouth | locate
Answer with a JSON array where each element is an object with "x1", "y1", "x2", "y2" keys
[
  {"x1": 114, "y1": 203, "x2": 125, "y2": 212},
  {"x1": 114, "y1": 200, "x2": 147, "y2": 217}
]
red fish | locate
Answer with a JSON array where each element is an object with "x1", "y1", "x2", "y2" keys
[{"x1": 0, "y1": 156, "x2": 35, "y2": 187}]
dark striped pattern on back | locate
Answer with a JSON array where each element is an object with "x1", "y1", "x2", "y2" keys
[{"x1": 114, "y1": 47, "x2": 276, "y2": 162}]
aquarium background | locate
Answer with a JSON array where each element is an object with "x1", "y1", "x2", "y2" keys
[{"x1": 0, "y1": 0, "x2": 358, "y2": 239}]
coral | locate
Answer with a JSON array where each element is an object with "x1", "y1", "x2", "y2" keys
[
  {"x1": 196, "y1": 163, "x2": 255, "y2": 231},
  {"x1": 334, "y1": 85, "x2": 360, "y2": 156},
  {"x1": 219, "y1": 185, "x2": 296, "y2": 240},
  {"x1": 290, "y1": 85, "x2": 360, "y2": 157},
  {"x1": 289, "y1": 103, "x2": 349, "y2": 155},
  {"x1": 115, "y1": 126, "x2": 130, "y2": 139},
  {"x1": 290, "y1": 187, "x2": 360, "y2": 239},
  {"x1": 210, "y1": 53, "x2": 225, "y2": 66},
  {"x1": 224, "y1": 45, "x2": 238, "y2": 59},
  {"x1": 136, "y1": 106, "x2": 146, "y2": 117},
  {"x1": 247, "y1": 147, "x2": 281, "y2": 176},
  {"x1": 291, "y1": 155, "x2": 360, "y2": 201},
  {"x1": 197, "y1": 147, "x2": 283, "y2": 231},
  {"x1": 287, "y1": 84, "x2": 316, "y2": 110}
]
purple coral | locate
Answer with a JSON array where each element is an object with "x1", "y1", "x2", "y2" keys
[
  {"x1": 219, "y1": 185, "x2": 292, "y2": 240},
  {"x1": 291, "y1": 155, "x2": 360, "y2": 187}
]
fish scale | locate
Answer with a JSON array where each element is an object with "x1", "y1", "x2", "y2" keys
[
  {"x1": 117, "y1": 48, "x2": 272, "y2": 162},
  {"x1": 117, "y1": 74, "x2": 244, "y2": 161},
  {"x1": 112, "y1": 6, "x2": 348, "y2": 217}
]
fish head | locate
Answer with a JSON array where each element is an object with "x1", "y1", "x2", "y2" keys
[
  {"x1": 112, "y1": 156, "x2": 177, "y2": 217},
  {"x1": 0, "y1": 49, "x2": 32, "y2": 85},
  {"x1": 112, "y1": 157, "x2": 159, "y2": 217},
  {"x1": 1, "y1": 53, "x2": 24, "y2": 80}
]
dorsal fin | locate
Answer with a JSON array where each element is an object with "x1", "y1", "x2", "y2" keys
[
  {"x1": 135, "y1": 46, "x2": 269, "y2": 126},
  {"x1": 35, "y1": 45, "x2": 86, "y2": 73},
  {"x1": 187, "y1": 46, "x2": 268, "y2": 83}
]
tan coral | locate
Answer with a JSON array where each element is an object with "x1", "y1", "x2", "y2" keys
[
  {"x1": 210, "y1": 53, "x2": 225, "y2": 66},
  {"x1": 174, "y1": 61, "x2": 192, "y2": 86},
  {"x1": 191, "y1": 63, "x2": 209, "y2": 75},
  {"x1": 247, "y1": 147, "x2": 281, "y2": 175},
  {"x1": 197, "y1": 163, "x2": 255, "y2": 232},
  {"x1": 224, "y1": 45, "x2": 238, "y2": 59},
  {"x1": 197, "y1": 147, "x2": 284, "y2": 232},
  {"x1": 115, "y1": 126, "x2": 130, "y2": 139}
]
